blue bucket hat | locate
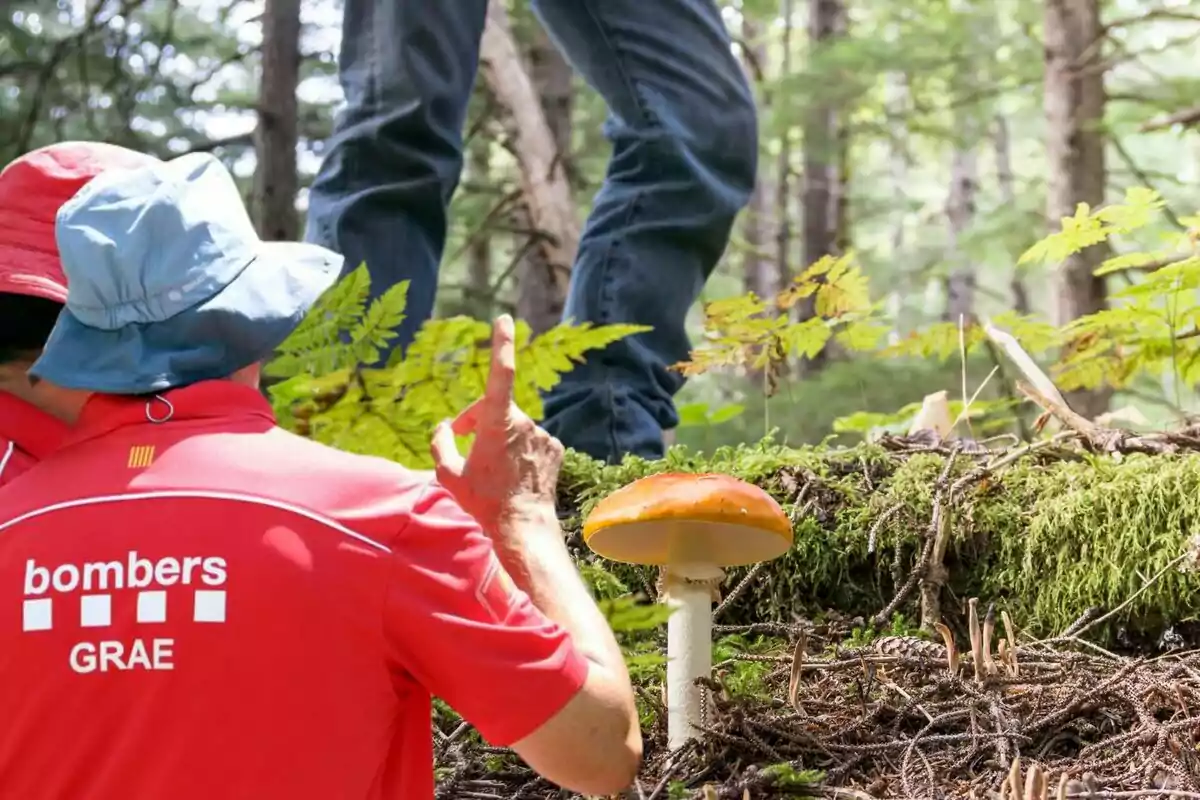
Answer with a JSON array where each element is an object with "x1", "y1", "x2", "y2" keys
[{"x1": 29, "y1": 152, "x2": 343, "y2": 394}]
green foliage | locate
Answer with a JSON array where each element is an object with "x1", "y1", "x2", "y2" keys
[
  {"x1": 673, "y1": 358, "x2": 996, "y2": 453},
  {"x1": 832, "y1": 395, "x2": 1019, "y2": 439},
  {"x1": 265, "y1": 266, "x2": 409, "y2": 377},
  {"x1": 599, "y1": 594, "x2": 675, "y2": 633},
  {"x1": 678, "y1": 190, "x2": 1198, "y2": 443},
  {"x1": 0, "y1": 0, "x2": 326, "y2": 165},
  {"x1": 842, "y1": 613, "x2": 919, "y2": 649},
  {"x1": 677, "y1": 252, "x2": 888, "y2": 385},
  {"x1": 713, "y1": 634, "x2": 778, "y2": 698},
  {"x1": 573, "y1": 561, "x2": 677, "y2": 685},
  {"x1": 880, "y1": 311, "x2": 1061, "y2": 363},
  {"x1": 266, "y1": 264, "x2": 648, "y2": 469},
  {"x1": 666, "y1": 780, "x2": 690, "y2": 799},
  {"x1": 1008, "y1": 187, "x2": 1200, "y2": 395},
  {"x1": 759, "y1": 763, "x2": 825, "y2": 792},
  {"x1": 795, "y1": 188, "x2": 1200, "y2": 435},
  {"x1": 676, "y1": 401, "x2": 747, "y2": 428},
  {"x1": 1017, "y1": 187, "x2": 1169, "y2": 269}
]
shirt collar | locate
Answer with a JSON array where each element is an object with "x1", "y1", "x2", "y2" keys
[
  {"x1": 67, "y1": 380, "x2": 277, "y2": 447},
  {"x1": 0, "y1": 390, "x2": 69, "y2": 460}
]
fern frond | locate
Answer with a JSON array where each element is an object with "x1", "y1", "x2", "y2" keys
[
  {"x1": 265, "y1": 263, "x2": 373, "y2": 377},
  {"x1": 267, "y1": 270, "x2": 648, "y2": 469},
  {"x1": 286, "y1": 263, "x2": 370, "y2": 349},
  {"x1": 518, "y1": 321, "x2": 652, "y2": 416},
  {"x1": 347, "y1": 278, "x2": 409, "y2": 365}
]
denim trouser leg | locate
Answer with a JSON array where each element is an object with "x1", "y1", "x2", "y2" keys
[
  {"x1": 532, "y1": 0, "x2": 759, "y2": 463},
  {"x1": 303, "y1": 0, "x2": 487, "y2": 359}
]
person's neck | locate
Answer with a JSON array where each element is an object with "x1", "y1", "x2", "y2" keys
[
  {"x1": 0, "y1": 368, "x2": 89, "y2": 424},
  {"x1": 0, "y1": 374, "x2": 39, "y2": 406}
]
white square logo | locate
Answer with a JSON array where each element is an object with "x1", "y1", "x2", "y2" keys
[
  {"x1": 22, "y1": 598, "x2": 52, "y2": 632},
  {"x1": 193, "y1": 590, "x2": 226, "y2": 623},
  {"x1": 80, "y1": 595, "x2": 112, "y2": 628},
  {"x1": 137, "y1": 591, "x2": 167, "y2": 624}
]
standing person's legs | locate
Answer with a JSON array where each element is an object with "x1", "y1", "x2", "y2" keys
[
  {"x1": 531, "y1": 0, "x2": 758, "y2": 463},
  {"x1": 304, "y1": 0, "x2": 488, "y2": 360}
]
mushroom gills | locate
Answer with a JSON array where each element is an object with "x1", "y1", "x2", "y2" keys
[{"x1": 586, "y1": 519, "x2": 788, "y2": 570}]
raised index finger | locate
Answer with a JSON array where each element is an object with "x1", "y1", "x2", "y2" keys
[{"x1": 485, "y1": 314, "x2": 517, "y2": 409}]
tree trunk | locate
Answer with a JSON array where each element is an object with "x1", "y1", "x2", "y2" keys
[
  {"x1": 943, "y1": 143, "x2": 979, "y2": 323},
  {"x1": 884, "y1": 71, "x2": 909, "y2": 344},
  {"x1": 738, "y1": 13, "x2": 782, "y2": 389},
  {"x1": 479, "y1": 0, "x2": 579, "y2": 333},
  {"x1": 466, "y1": 137, "x2": 494, "y2": 319},
  {"x1": 514, "y1": 23, "x2": 574, "y2": 334},
  {"x1": 253, "y1": 0, "x2": 301, "y2": 241},
  {"x1": 942, "y1": 0, "x2": 984, "y2": 324},
  {"x1": 797, "y1": 0, "x2": 848, "y2": 371},
  {"x1": 739, "y1": 17, "x2": 778, "y2": 303},
  {"x1": 1044, "y1": 0, "x2": 1110, "y2": 418},
  {"x1": 992, "y1": 115, "x2": 1031, "y2": 315},
  {"x1": 775, "y1": 0, "x2": 795, "y2": 284}
]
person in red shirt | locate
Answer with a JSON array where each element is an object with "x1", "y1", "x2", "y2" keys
[
  {"x1": 0, "y1": 151, "x2": 641, "y2": 798},
  {"x1": 0, "y1": 142, "x2": 159, "y2": 487}
]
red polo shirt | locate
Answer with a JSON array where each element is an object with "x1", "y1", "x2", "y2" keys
[
  {"x1": 0, "y1": 380, "x2": 588, "y2": 800},
  {"x1": 0, "y1": 391, "x2": 67, "y2": 488}
]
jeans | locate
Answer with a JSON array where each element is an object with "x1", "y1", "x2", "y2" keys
[{"x1": 304, "y1": 0, "x2": 758, "y2": 464}]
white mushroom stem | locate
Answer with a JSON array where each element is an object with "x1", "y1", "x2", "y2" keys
[{"x1": 663, "y1": 565, "x2": 724, "y2": 750}]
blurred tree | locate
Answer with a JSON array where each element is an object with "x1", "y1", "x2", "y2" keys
[
  {"x1": 796, "y1": 0, "x2": 849, "y2": 372},
  {"x1": 513, "y1": 20, "x2": 573, "y2": 334},
  {"x1": 1043, "y1": 0, "x2": 1111, "y2": 418},
  {"x1": 253, "y1": 0, "x2": 300, "y2": 240},
  {"x1": 479, "y1": 0, "x2": 578, "y2": 334}
]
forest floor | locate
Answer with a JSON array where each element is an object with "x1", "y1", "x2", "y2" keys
[
  {"x1": 434, "y1": 425, "x2": 1200, "y2": 799},
  {"x1": 434, "y1": 621, "x2": 1200, "y2": 799}
]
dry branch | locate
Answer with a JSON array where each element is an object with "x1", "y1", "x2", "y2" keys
[{"x1": 1139, "y1": 104, "x2": 1200, "y2": 132}]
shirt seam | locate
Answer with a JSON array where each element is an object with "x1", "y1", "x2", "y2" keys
[
  {"x1": 0, "y1": 489, "x2": 394, "y2": 553},
  {"x1": 0, "y1": 441, "x2": 14, "y2": 484}
]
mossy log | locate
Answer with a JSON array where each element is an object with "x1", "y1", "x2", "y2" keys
[{"x1": 558, "y1": 435, "x2": 1200, "y2": 644}]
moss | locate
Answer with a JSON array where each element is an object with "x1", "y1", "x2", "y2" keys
[
  {"x1": 561, "y1": 438, "x2": 1200, "y2": 640},
  {"x1": 984, "y1": 453, "x2": 1200, "y2": 634}
]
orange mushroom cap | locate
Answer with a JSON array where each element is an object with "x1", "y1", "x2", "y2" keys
[{"x1": 582, "y1": 473, "x2": 794, "y2": 568}]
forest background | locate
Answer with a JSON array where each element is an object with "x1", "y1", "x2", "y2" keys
[{"x1": 3, "y1": 0, "x2": 1200, "y2": 452}]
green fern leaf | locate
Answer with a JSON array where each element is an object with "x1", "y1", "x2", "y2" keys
[
  {"x1": 347, "y1": 279, "x2": 409, "y2": 365},
  {"x1": 266, "y1": 263, "x2": 373, "y2": 377},
  {"x1": 520, "y1": 321, "x2": 652, "y2": 394}
]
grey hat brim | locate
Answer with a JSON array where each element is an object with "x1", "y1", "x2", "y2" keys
[{"x1": 29, "y1": 240, "x2": 343, "y2": 394}]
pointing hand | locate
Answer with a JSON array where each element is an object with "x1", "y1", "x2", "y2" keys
[{"x1": 430, "y1": 314, "x2": 565, "y2": 531}]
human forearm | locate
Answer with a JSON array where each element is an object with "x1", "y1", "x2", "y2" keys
[
  {"x1": 494, "y1": 503, "x2": 642, "y2": 789},
  {"x1": 492, "y1": 505, "x2": 629, "y2": 678}
]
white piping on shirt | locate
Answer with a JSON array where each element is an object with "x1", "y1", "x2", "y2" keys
[
  {"x1": 0, "y1": 489, "x2": 392, "y2": 553},
  {"x1": 0, "y1": 441, "x2": 13, "y2": 485}
]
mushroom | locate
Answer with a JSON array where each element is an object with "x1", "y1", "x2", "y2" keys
[{"x1": 582, "y1": 472, "x2": 794, "y2": 749}]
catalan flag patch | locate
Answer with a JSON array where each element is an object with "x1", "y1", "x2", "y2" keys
[{"x1": 127, "y1": 445, "x2": 156, "y2": 469}]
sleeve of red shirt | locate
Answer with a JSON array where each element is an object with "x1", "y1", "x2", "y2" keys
[{"x1": 381, "y1": 481, "x2": 590, "y2": 747}]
